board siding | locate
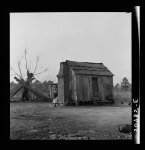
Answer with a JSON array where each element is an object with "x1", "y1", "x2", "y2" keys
[
  {"x1": 69, "y1": 73, "x2": 77, "y2": 103},
  {"x1": 58, "y1": 77, "x2": 64, "y2": 104},
  {"x1": 101, "y1": 76, "x2": 113, "y2": 100},
  {"x1": 76, "y1": 75, "x2": 91, "y2": 101}
]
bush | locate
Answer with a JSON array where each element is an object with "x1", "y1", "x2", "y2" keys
[{"x1": 113, "y1": 90, "x2": 131, "y2": 104}]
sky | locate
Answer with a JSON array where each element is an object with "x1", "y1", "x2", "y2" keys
[{"x1": 10, "y1": 12, "x2": 131, "y2": 85}]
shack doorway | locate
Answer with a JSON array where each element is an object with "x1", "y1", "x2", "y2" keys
[{"x1": 92, "y1": 77, "x2": 99, "y2": 97}]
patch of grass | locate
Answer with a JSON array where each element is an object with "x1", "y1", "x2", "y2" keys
[
  {"x1": 113, "y1": 91, "x2": 131, "y2": 104},
  {"x1": 10, "y1": 103, "x2": 132, "y2": 140}
]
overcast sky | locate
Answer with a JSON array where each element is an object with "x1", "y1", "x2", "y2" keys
[{"x1": 10, "y1": 12, "x2": 131, "y2": 85}]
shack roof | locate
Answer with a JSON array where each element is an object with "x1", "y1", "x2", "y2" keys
[{"x1": 66, "y1": 60, "x2": 114, "y2": 76}]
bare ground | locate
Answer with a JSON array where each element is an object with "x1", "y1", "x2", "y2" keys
[{"x1": 10, "y1": 102, "x2": 132, "y2": 140}]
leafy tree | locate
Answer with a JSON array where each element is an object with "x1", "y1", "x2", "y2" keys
[{"x1": 121, "y1": 77, "x2": 130, "y2": 91}]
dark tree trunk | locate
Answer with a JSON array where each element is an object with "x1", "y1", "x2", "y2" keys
[
  {"x1": 21, "y1": 86, "x2": 30, "y2": 101},
  {"x1": 21, "y1": 81, "x2": 31, "y2": 101},
  {"x1": 21, "y1": 71, "x2": 34, "y2": 101}
]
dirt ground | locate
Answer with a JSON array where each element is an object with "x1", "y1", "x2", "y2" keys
[{"x1": 10, "y1": 102, "x2": 132, "y2": 140}]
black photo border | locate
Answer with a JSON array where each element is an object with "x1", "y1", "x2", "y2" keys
[{"x1": 1, "y1": 5, "x2": 140, "y2": 146}]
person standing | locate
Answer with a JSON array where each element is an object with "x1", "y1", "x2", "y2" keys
[{"x1": 52, "y1": 93, "x2": 58, "y2": 107}]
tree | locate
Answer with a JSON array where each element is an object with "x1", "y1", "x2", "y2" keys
[
  {"x1": 114, "y1": 83, "x2": 120, "y2": 91},
  {"x1": 10, "y1": 48, "x2": 47, "y2": 101},
  {"x1": 121, "y1": 77, "x2": 130, "y2": 92},
  {"x1": 10, "y1": 81, "x2": 17, "y2": 90},
  {"x1": 115, "y1": 83, "x2": 120, "y2": 88}
]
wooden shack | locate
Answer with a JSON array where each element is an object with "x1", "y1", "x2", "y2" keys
[
  {"x1": 57, "y1": 60, "x2": 114, "y2": 105},
  {"x1": 47, "y1": 81, "x2": 58, "y2": 99}
]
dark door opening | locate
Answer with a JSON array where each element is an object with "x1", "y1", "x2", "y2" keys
[{"x1": 92, "y1": 77, "x2": 99, "y2": 97}]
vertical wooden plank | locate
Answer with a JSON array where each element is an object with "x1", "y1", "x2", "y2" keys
[
  {"x1": 102, "y1": 76, "x2": 107, "y2": 100},
  {"x1": 80, "y1": 75, "x2": 91, "y2": 101},
  {"x1": 92, "y1": 77, "x2": 99, "y2": 97},
  {"x1": 83, "y1": 75, "x2": 90, "y2": 101},
  {"x1": 97, "y1": 76, "x2": 102, "y2": 100},
  {"x1": 73, "y1": 74, "x2": 77, "y2": 102},
  {"x1": 70, "y1": 71, "x2": 77, "y2": 103},
  {"x1": 102, "y1": 76, "x2": 113, "y2": 100},
  {"x1": 58, "y1": 77, "x2": 64, "y2": 104},
  {"x1": 101, "y1": 77, "x2": 105, "y2": 101},
  {"x1": 76, "y1": 75, "x2": 91, "y2": 102},
  {"x1": 76, "y1": 75, "x2": 80, "y2": 102},
  {"x1": 90, "y1": 75, "x2": 92, "y2": 99},
  {"x1": 63, "y1": 62, "x2": 70, "y2": 104},
  {"x1": 88, "y1": 75, "x2": 91, "y2": 101}
]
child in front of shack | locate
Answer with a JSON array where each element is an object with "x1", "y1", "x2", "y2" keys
[{"x1": 52, "y1": 93, "x2": 58, "y2": 107}]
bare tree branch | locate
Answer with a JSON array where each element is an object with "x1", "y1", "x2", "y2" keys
[
  {"x1": 24, "y1": 48, "x2": 29, "y2": 72},
  {"x1": 10, "y1": 67, "x2": 22, "y2": 79},
  {"x1": 18, "y1": 60, "x2": 23, "y2": 79},
  {"x1": 10, "y1": 73, "x2": 17, "y2": 76},
  {"x1": 34, "y1": 68, "x2": 47, "y2": 76},
  {"x1": 33, "y1": 56, "x2": 39, "y2": 74}
]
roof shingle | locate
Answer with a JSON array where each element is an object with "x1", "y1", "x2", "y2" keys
[{"x1": 66, "y1": 60, "x2": 114, "y2": 76}]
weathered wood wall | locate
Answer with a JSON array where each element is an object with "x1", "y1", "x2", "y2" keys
[
  {"x1": 76, "y1": 75, "x2": 91, "y2": 102},
  {"x1": 63, "y1": 62, "x2": 70, "y2": 104},
  {"x1": 58, "y1": 62, "x2": 64, "y2": 104},
  {"x1": 69, "y1": 70, "x2": 77, "y2": 103},
  {"x1": 58, "y1": 77, "x2": 64, "y2": 104},
  {"x1": 58, "y1": 62, "x2": 70, "y2": 104},
  {"x1": 94, "y1": 76, "x2": 113, "y2": 101},
  {"x1": 101, "y1": 76, "x2": 113, "y2": 98},
  {"x1": 75, "y1": 75, "x2": 113, "y2": 102}
]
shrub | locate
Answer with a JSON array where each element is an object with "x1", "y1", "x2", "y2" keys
[{"x1": 113, "y1": 90, "x2": 131, "y2": 104}]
